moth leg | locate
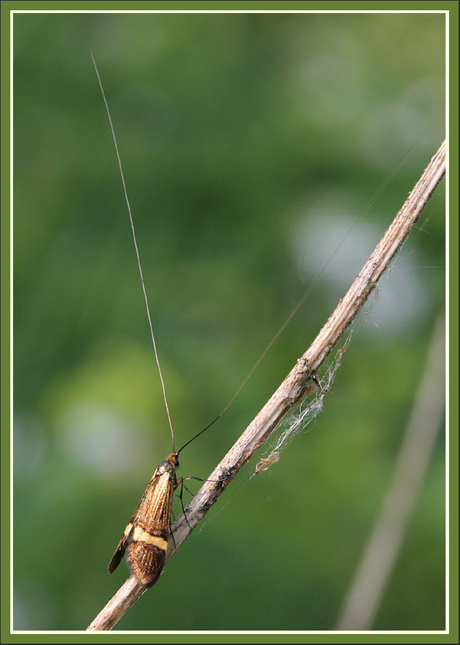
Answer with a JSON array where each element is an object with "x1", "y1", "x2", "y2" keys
[
  {"x1": 174, "y1": 477, "x2": 192, "y2": 531},
  {"x1": 174, "y1": 474, "x2": 220, "y2": 532},
  {"x1": 165, "y1": 477, "x2": 185, "y2": 552},
  {"x1": 169, "y1": 526, "x2": 178, "y2": 553}
]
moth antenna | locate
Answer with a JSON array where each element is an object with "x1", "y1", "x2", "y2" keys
[
  {"x1": 91, "y1": 50, "x2": 176, "y2": 452},
  {"x1": 178, "y1": 146, "x2": 414, "y2": 454}
]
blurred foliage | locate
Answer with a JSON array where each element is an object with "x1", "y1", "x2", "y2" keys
[{"x1": 13, "y1": 11, "x2": 445, "y2": 632}]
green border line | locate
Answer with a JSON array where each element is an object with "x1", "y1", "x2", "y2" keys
[{"x1": 2, "y1": 1, "x2": 457, "y2": 643}]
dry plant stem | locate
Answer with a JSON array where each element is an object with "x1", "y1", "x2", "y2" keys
[
  {"x1": 87, "y1": 577, "x2": 145, "y2": 631},
  {"x1": 87, "y1": 140, "x2": 445, "y2": 631}
]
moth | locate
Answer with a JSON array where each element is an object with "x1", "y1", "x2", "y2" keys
[{"x1": 107, "y1": 452, "x2": 179, "y2": 587}]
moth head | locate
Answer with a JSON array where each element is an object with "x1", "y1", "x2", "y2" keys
[{"x1": 165, "y1": 452, "x2": 179, "y2": 471}]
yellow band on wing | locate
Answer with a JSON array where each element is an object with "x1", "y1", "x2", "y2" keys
[{"x1": 131, "y1": 526, "x2": 169, "y2": 551}]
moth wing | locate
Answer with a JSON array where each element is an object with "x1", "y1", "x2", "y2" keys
[{"x1": 108, "y1": 525, "x2": 132, "y2": 574}]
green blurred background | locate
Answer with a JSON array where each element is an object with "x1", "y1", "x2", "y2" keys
[{"x1": 13, "y1": 11, "x2": 445, "y2": 631}]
